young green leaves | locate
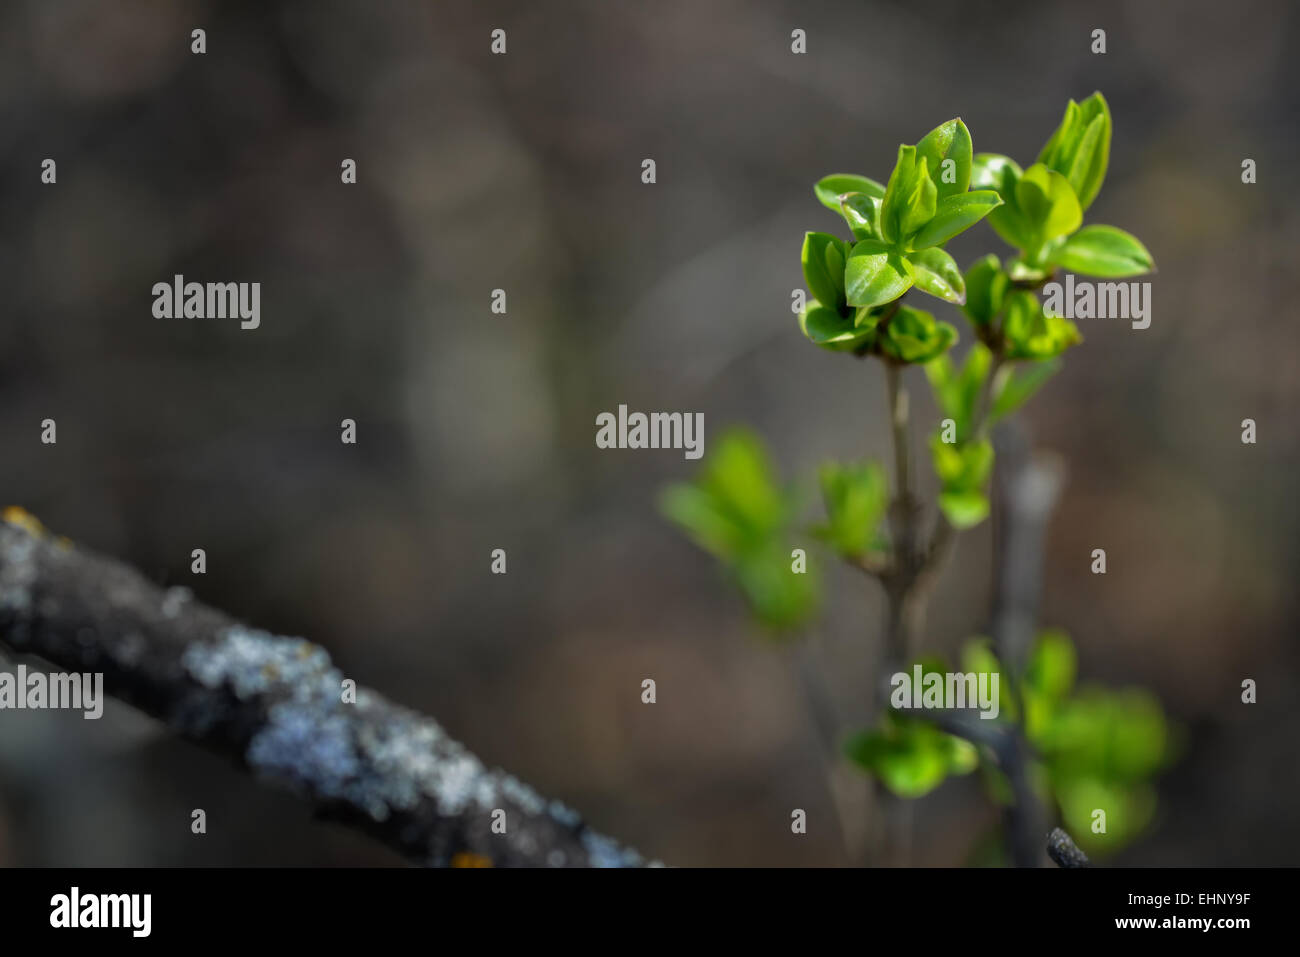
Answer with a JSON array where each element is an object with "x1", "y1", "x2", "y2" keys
[
  {"x1": 814, "y1": 461, "x2": 889, "y2": 561},
  {"x1": 861, "y1": 630, "x2": 1171, "y2": 851},
  {"x1": 665, "y1": 97, "x2": 1171, "y2": 858},
  {"x1": 1016, "y1": 630, "x2": 1172, "y2": 855},
  {"x1": 972, "y1": 93, "x2": 1154, "y2": 279},
  {"x1": 844, "y1": 709, "x2": 978, "y2": 798},
  {"x1": 972, "y1": 156, "x2": 1080, "y2": 270},
  {"x1": 1036, "y1": 93, "x2": 1111, "y2": 211},
  {"x1": 809, "y1": 118, "x2": 1002, "y2": 326},
  {"x1": 877, "y1": 304, "x2": 958, "y2": 363},
  {"x1": 930, "y1": 435, "x2": 993, "y2": 529},
  {"x1": 1001, "y1": 289, "x2": 1081, "y2": 360},
  {"x1": 958, "y1": 254, "x2": 1082, "y2": 362},
  {"x1": 799, "y1": 231, "x2": 875, "y2": 352},
  {"x1": 801, "y1": 232, "x2": 849, "y2": 314},
  {"x1": 923, "y1": 340, "x2": 1061, "y2": 530},
  {"x1": 660, "y1": 430, "x2": 818, "y2": 631}
]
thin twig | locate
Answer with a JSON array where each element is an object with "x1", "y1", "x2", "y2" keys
[{"x1": 792, "y1": 637, "x2": 870, "y2": 864}]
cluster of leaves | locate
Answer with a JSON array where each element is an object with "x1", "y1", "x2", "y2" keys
[
  {"x1": 662, "y1": 96, "x2": 1169, "y2": 856},
  {"x1": 659, "y1": 430, "x2": 896, "y2": 631},
  {"x1": 976, "y1": 93, "x2": 1154, "y2": 282},
  {"x1": 1016, "y1": 632, "x2": 1173, "y2": 855},
  {"x1": 801, "y1": 93, "x2": 1153, "y2": 531},
  {"x1": 844, "y1": 655, "x2": 980, "y2": 798},
  {"x1": 847, "y1": 630, "x2": 1173, "y2": 857},
  {"x1": 666, "y1": 98, "x2": 1158, "y2": 619},
  {"x1": 799, "y1": 118, "x2": 1000, "y2": 362},
  {"x1": 659, "y1": 430, "x2": 817, "y2": 630}
]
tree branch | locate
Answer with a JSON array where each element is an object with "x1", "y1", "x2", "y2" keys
[{"x1": 0, "y1": 513, "x2": 647, "y2": 868}]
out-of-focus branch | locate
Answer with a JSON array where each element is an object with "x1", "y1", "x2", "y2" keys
[
  {"x1": 792, "y1": 637, "x2": 871, "y2": 864},
  {"x1": 990, "y1": 420, "x2": 1066, "y2": 868},
  {"x1": 0, "y1": 513, "x2": 646, "y2": 868},
  {"x1": 991, "y1": 423, "x2": 1065, "y2": 673}
]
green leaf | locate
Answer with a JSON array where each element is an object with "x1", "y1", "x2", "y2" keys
[
  {"x1": 1025, "y1": 629, "x2": 1077, "y2": 702},
  {"x1": 1037, "y1": 99, "x2": 1083, "y2": 172},
  {"x1": 660, "y1": 430, "x2": 785, "y2": 561},
  {"x1": 915, "y1": 118, "x2": 973, "y2": 200},
  {"x1": 798, "y1": 301, "x2": 874, "y2": 352},
  {"x1": 1072, "y1": 93, "x2": 1112, "y2": 210},
  {"x1": 814, "y1": 461, "x2": 889, "y2": 558},
  {"x1": 907, "y1": 247, "x2": 966, "y2": 305},
  {"x1": 732, "y1": 539, "x2": 819, "y2": 632},
  {"x1": 926, "y1": 343, "x2": 992, "y2": 440},
  {"x1": 1047, "y1": 224, "x2": 1154, "y2": 277},
  {"x1": 931, "y1": 434, "x2": 993, "y2": 492},
  {"x1": 844, "y1": 714, "x2": 974, "y2": 798},
  {"x1": 879, "y1": 144, "x2": 918, "y2": 244},
  {"x1": 961, "y1": 254, "x2": 1009, "y2": 326},
  {"x1": 1065, "y1": 115, "x2": 1104, "y2": 210},
  {"x1": 839, "y1": 192, "x2": 881, "y2": 240},
  {"x1": 660, "y1": 484, "x2": 742, "y2": 561},
  {"x1": 844, "y1": 241, "x2": 914, "y2": 308},
  {"x1": 801, "y1": 232, "x2": 847, "y2": 311},
  {"x1": 973, "y1": 154, "x2": 1035, "y2": 250},
  {"x1": 879, "y1": 305, "x2": 957, "y2": 363},
  {"x1": 1015, "y1": 164, "x2": 1083, "y2": 246},
  {"x1": 1037, "y1": 688, "x2": 1168, "y2": 782},
  {"x1": 990, "y1": 358, "x2": 1060, "y2": 421},
  {"x1": 960, "y1": 638, "x2": 1016, "y2": 721},
  {"x1": 1036, "y1": 683, "x2": 1173, "y2": 853},
  {"x1": 971, "y1": 152, "x2": 1020, "y2": 192},
  {"x1": 944, "y1": 734, "x2": 979, "y2": 775},
  {"x1": 938, "y1": 487, "x2": 988, "y2": 529},
  {"x1": 899, "y1": 157, "x2": 938, "y2": 239},
  {"x1": 1039, "y1": 93, "x2": 1111, "y2": 210},
  {"x1": 660, "y1": 430, "x2": 819, "y2": 632},
  {"x1": 815, "y1": 173, "x2": 885, "y2": 212},
  {"x1": 1055, "y1": 777, "x2": 1156, "y2": 856},
  {"x1": 909, "y1": 191, "x2": 1003, "y2": 250},
  {"x1": 1003, "y1": 290, "x2": 1082, "y2": 360}
]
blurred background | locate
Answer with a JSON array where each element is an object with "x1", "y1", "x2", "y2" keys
[{"x1": 0, "y1": 0, "x2": 1297, "y2": 866}]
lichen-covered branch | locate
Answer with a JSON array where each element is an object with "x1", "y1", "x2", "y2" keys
[{"x1": 0, "y1": 512, "x2": 646, "y2": 868}]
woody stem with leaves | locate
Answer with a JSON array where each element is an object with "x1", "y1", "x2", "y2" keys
[{"x1": 664, "y1": 94, "x2": 1169, "y2": 865}]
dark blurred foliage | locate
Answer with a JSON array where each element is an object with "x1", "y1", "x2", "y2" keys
[{"x1": 0, "y1": 0, "x2": 1297, "y2": 866}]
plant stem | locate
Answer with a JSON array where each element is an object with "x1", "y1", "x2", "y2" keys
[
  {"x1": 886, "y1": 362, "x2": 910, "y2": 525},
  {"x1": 974, "y1": 354, "x2": 1003, "y2": 439},
  {"x1": 877, "y1": 361, "x2": 919, "y2": 866},
  {"x1": 882, "y1": 361, "x2": 917, "y2": 665}
]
